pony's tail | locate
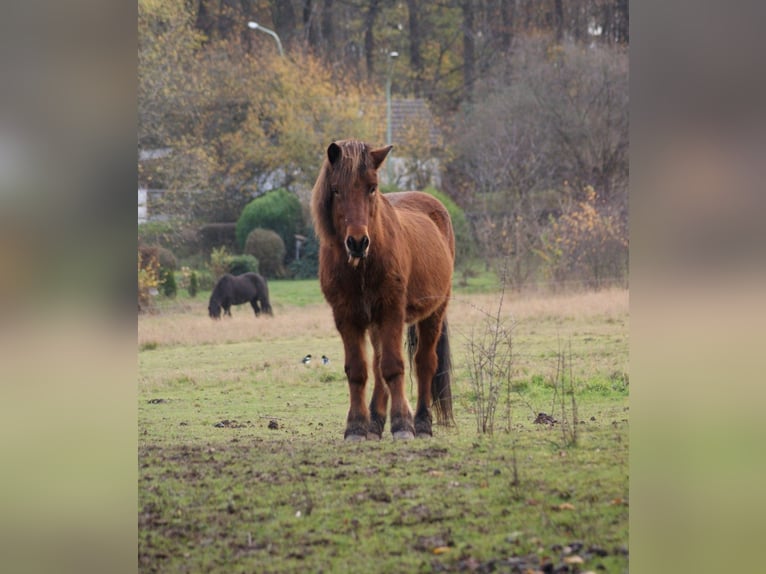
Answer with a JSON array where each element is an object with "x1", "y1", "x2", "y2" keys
[
  {"x1": 260, "y1": 290, "x2": 273, "y2": 316},
  {"x1": 432, "y1": 319, "x2": 454, "y2": 426},
  {"x1": 406, "y1": 319, "x2": 454, "y2": 426}
]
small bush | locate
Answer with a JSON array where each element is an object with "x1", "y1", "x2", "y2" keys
[
  {"x1": 244, "y1": 228, "x2": 286, "y2": 278},
  {"x1": 235, "y1": 189, "x2": 304, "y2": 258},
  {"x1": 156, "y1": 246, "x2": 177, "y2": 271},
  {"x1": 209, "y1": 246, "x2": 231, "y2": 280},
  {"x1": 188, "y1": 271, "x2": 199, "y2": 297},
  {"x1": 538, "y1": 185, "x2": 628, "y2": 289},
  {"x1": 160, "y1": 268, "x2": 177, "y2": 298},
  {"x1": 227, "y1": 254, "x2": 259, "y2": 276}
]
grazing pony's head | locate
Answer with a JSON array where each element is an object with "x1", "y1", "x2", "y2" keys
[
  {"x1": 208, "y1": 299, "x2": 222, "y2": 319},
  {"x1": 311, "y1": 139, "x2": 393, "y2": 266}
]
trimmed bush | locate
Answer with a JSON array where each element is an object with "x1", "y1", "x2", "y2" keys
[
  {"x1": 421, "y1": 186, "x2": 476, "y2": 267},
  {"x1": 227, "y1": 254, "x2": 259, "y2": 276},
  {"x1": 188, "y1": 271, "x2": 199, "y2": 298},
  {"x1": 235, "y1": 189, "x2": 303, "y2": 259},
  {"x1": 156, "y1": 246, "x2": 177, "y2": 271},
  {"x1": 244, "y1": 228, "x2": 286, "y2": 278},
  {"x1": 160, "y1": 268, "x2": 177, "y2": 298}
]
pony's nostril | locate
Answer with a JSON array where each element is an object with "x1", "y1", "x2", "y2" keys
[{"x1": 346, "y1": 235, "x2": 369, "y2": 256}]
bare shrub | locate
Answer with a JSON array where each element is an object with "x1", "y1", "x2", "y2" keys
[
  {"x1": 465, "y1": 285, "x2": 514, "y2": 435},
  {"x1": 538, "y1": 185, "x2": 628, "y2": 289},
  {"x1": 449, "y1": 37, "x2": 628, "y2": 288},
  {"x1": 549, "y1": 340, "x2": 579, "y2": 447}
]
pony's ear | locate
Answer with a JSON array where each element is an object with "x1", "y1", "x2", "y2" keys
[
  {"x1": 327, "y1": 142, "x2": 342, "y2": 166},
  {"x1": 370, "y1": 144, "x2": 393, "y2": 170}
]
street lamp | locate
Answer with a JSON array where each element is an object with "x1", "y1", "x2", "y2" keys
[
  {"x1": 247, "y1": 21, "x2": 284, "y2": 57},
  {"x1": 385, "y1": 51, "x2": 399, "y2": 184}
]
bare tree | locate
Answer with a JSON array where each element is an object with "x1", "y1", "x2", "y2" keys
[{"x1": 448, "y1": 36, "x2": 628, "y2": 287}]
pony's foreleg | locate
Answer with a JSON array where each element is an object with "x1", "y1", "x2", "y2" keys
[
  {"x1": 367, "y1": 328, "x2": 389, "y2": 439},
  {"x1": 250, "y1": 299, "x2": 261, "y2": 317},
  {"x1": 378, "y1": 321, "x2": 414, "y2": 440},
  {"x1": 340, "y1": 327, "x2": 370, "y2": 441}
]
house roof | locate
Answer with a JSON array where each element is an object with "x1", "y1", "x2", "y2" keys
[{"x1": 389, "y1": 98, "x2": 441, "y2": 149}]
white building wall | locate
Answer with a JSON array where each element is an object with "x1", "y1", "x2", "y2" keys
[{"x1": 138, "y1": 188, "x2": 147, "y2": 224}]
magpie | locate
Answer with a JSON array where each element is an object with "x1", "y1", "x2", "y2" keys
[{"x1": 302, "y1": 354, "x2": 312, "y2": 365}]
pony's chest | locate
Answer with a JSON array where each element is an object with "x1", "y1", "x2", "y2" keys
[{"x1": 322, "y1": 265, "x2": 404, "y2": 324}]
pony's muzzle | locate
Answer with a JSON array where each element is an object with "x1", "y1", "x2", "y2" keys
[{"x1": 345, "y1": 234, "x2": 370, "y2": 260}]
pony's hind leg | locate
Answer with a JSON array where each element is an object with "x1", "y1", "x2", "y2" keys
[
  {"x1": 250, "y1": 299, "x2": 261, "y2": 317},
  {"x1": 412, "y1": 311, "x2": 445, "y2": 437},
  {"x1": 378, "y1": 320, "x2": 415, "y2": 439},
  {"x1": 367, "y1": 328, "x2": 389, "y2": 439}
]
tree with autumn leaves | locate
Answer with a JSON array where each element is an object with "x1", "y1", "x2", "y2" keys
[
  {"x1": 139, "y1": 0, "x2": 383, "y2": 222},
  {"x1": 139, "y1": 0, "x2": 629, "y2": 289}
]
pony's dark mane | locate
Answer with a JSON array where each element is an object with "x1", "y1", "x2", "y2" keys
[
  {"x1": 311, "y1": 139, "x2": 373, "y2": 242},
  {"x1": 209, "y1": 274, "x2": 230, "y2": 302}
]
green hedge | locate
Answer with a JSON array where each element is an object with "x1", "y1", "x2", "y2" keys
[{"x1": 235, "y1": 189, "x2": 304, "y2": 259}]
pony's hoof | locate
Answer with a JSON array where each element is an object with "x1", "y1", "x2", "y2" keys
[
  {"x1": 392, "y1": 430, "x2": 415, "y2": 440},
  {"x1": 366, "y1": 432, "x2": 382, "y2": 441},
  {"x1": 344, "y1": 433, "x2": 367, "y2": 442},
  {"x1": 415, "y1": 421, "x2": 433, "y2": 437}
]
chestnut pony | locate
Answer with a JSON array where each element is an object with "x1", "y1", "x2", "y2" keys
[{"x1": 311, "y1": 139, "x2": 455, "y2": 440}]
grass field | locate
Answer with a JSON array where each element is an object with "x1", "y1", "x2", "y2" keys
[{"x1": 139, "y1": 279, "x2": 629, "y2": 573}]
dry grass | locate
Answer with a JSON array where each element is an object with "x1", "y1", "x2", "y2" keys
[
  {"x1": 139, "y1": 287, "x2": 628, "y2": 348},
  {"x1": 138, "y1": 300, "x2": 337, "y2": 348},
  {"x1": 139, "y1": 288, "x2": 629, "y2": 398},
  {"x1": 449, "y1": 286, "x2": 628, "y2": 325}
]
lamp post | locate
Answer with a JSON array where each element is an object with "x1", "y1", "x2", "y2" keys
[
  {"x1": 385, "y1": 51, "x2": 399, "y2": 185},
  {"x1": 247, "y1": 21, "x2": 284, "y2": 57}
]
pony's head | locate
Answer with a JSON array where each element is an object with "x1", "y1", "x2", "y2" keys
[
  {"x1": 311, "y1": 139, "x2": 392, "y2": 266},
  {"x1": 208, "y1": 299, "x2": 222, "y2": 319}
]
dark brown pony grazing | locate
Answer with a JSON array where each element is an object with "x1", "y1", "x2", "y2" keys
[
  {"x1": 208, "y1": 272, "x2": 273, "y2": 319},
  {"x1": 311, "y1": 139, "x2": 455, "y2": 440}
]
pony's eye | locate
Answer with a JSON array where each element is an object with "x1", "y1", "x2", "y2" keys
[
  {"x1": 368, "y1": 185, "x2": 377, "y2": 195},
  {"x1": 331, "y1": 187, "x2": 339, "y2": 196}
]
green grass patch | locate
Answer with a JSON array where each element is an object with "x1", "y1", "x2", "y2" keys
[{"x1": 139, "y1": 289, "x2": 629, "y2": 572}]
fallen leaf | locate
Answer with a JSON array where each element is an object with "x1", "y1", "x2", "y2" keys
[
  {"x1": 563, "y1": 555, "x2": 584, "y2": 565},
  {"x1": 552, "y1": 502, "x2": 575, "y2": 511},
  {"x1": 428, "y1": 470, "x2": 443, "y2": 477},
  {"x1": 432, "y1": 546, "x2": 450, "y2": 555}
]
